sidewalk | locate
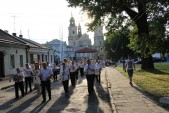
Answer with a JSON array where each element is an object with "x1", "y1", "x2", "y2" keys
[
  {"x1": 106, "y1": 67, "x2": 169, "y2": 113},
  {"x1": 0, "y1": 77, "x2": 14, "y2": 90}
]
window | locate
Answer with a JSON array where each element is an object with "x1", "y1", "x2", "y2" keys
[
  {"x1": 20, "y1": 55, "x2": 23, "y2": 67},
  {"x1": 73, "y1": 30, "x2": 75, "y2": 34},
  {"x1": 100, "y1": 41, "x2": 101, "y2": 46},
  {"x1": 10, "y1": 54, "x2": 15, "y2": 68}
]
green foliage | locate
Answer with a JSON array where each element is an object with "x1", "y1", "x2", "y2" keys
[
  {"x1": 105, "y1": 29, "x2": 132, "y2": 60},
  {"x1": 66, "y1": 0, "x2": 169, "y2": 56}
]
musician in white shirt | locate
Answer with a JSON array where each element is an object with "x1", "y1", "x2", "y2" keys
[
  {"x1": 95, "y1": 60, "x2": 102, "y2": 84},
  {"x1": 84, "y1": 59, "x2": 95, "y2": 96},
  {"x1": 10, "y1": 68, "x2": 24, "y2": 99},
  {"x1": 23, "y1": 63, "x2": 33, "y2": 94},
  {"x1": 60, "y1": 62, "x2": 70, "y2": 96},
  {"x1": 39, "y1": 62, "x2": 53, "y2": 103},
  {"x1": 78, "y1": 61, "x2": 85, "y2": 77},
  {"x1": 69, "y1": 61, "x2": 78, "y2": 87}
]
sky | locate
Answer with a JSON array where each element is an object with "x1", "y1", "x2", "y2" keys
[{"x1": 0, "y1": 0, "x2": 94, "y2": 44}]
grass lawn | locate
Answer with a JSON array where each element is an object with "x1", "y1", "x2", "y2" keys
[{"x1": 115, "y1": 62, "x2": 169, "y2": 99}]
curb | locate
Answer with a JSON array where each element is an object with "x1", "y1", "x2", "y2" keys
[
  {"x1": 105, "y1": 69, "x2": 117, "y2": 113},
  {"x1": 1, "y1": 84, "x2": 14, "y2": 90}
]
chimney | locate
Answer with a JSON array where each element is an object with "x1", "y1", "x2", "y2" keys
[
  {"x1": 19, "y1": 35, "x2": 23, "y2": 38},
  {"x1": 12, "y1": 33, "x2": 17, "y2": 37},
  {"x1": 4, "y1": 30, "x2": 9, "y2": 33}
]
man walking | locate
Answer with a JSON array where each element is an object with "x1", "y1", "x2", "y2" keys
[
  {"x1": 10, "y1": 68, "x2": 24, "y2": 99},
  {"x1": 39, "y1": 62, "x2": 53, "y2": 103},
  {"x1": 84, "y1": 59, "x2": 95, "y2": 96},
  {"x1": 23, "y1": 63, "x2": 33, "y2": 94}
]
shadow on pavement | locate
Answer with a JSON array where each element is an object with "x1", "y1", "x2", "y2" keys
[
  {"x1": 29, "y1": 100, "x2": 49, "y2": 113},
  {"x1": 46, "y1": 84, "x2": 75, "y2": 113},
  {"x1": 6, "y1": 94, "x2": 40, "y2": 113},
  {"x1": 132, "y1": 85, "x2": 169, "y2": 111},
  {"x1": 0, "y1": 98, "x2": 19, "y2": 110},
  {"x1": 95, "y1": 84, "x2": 110, "y2": 103},
  {"x1": 76, "y1": 76, "x2": 86, "y2": 85},
  {"x1": 85, "y1": 91, "x2": 100, "y2": 113}
]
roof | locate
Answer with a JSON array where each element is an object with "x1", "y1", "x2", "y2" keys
[
  {"x1": 76, "y1": 47, "x2": 97, "y2": 53},
  {"x1": 0, "y1": 29, "x2": 27, "y2": 46}
]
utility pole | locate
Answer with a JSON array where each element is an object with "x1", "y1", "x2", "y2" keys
[{"x1": 11, "y1": 15, "x2": 16, "y2": 32}]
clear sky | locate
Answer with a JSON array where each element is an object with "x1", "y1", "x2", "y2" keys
[{"x1": 0, "y1": 0, "x2": 94, "y2": 44}]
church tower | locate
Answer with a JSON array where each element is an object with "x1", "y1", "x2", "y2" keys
[
  {"x1": 68, "y1": 15, "x2": 78, "y2": 47},
  {"x1": 94, "y1": 26, "x2": 105, "y2": 59},
  {"x1": 78, "y1": 23, "x2": 82, "y2": 38},
  {"x1": 94, "y1": 26, "x2": 104, "y2": 50}
]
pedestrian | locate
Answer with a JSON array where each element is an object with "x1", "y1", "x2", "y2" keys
[
  {"x1": 9, "y1": 68, "x2": 24, "y2": 99},
  {"x1": 60, "y1": 62, "x2": 70, "y2": 96},
  {"x1": 52, "y1": 63, "x2": 59, "y2": 81},
  {"x1": 23, "y1": 63, "x2": 33, "y2": 94},
  {"x1": 69, "y1": 61, "x2": 78, "y2": 87},
  {"x1": 32, "y1": 63, "x2": 41, "y2": 95},
  {"x1": 84, "y1": 59, "x2": 95, "y2": 96},
  {"x1": 125, "y1": 54, "x2": 136, "y2": 86},
  {"x1": 95, "y1": 60, "x2": 102, "y2": 84},
  {"x1": 78, "y1": 60, "x2": 85, "y2": 77},
  {"x1": 39, "y1": 62, "x2": 53, "y2": 103}
]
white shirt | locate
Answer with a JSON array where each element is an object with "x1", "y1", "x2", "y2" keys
[
  {"x1": 40, "y1": 68, "x2": 53, "y2": 81},
  {"x1": 78, "y1": 62, "x2": 84, "y2": 68},
  {"x1": 13, "y1": 72, "x2": 23, "y2": 82},
  {"x1": 32, "y1": 69, "x2": 41, "y2": 84},
  {"x1": 70, "y1": 64, "x2": 78, "y2": 72},
  {"x1": 84, "y1": 64, "x2": 95, "y2": 75},
  {"x1": 95, "y1": 63, "x2": 102, "y2": 75},
  {"x1": 60, "y1": 65, "x2": 70, "y2": 81},
  {"x1": 23, "y1": 68, "x2": 32, "y2": 77}
]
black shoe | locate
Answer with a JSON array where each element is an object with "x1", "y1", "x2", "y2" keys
[
  {"x1": 49, "y1": 97, "x2": 51, "y2": 101},
  {"x1": 130, "y1": 82, "x2": 133, "y2": 86},
  {"x1": 41, "y1": 100, "x2": 46, "y2": 103},
  {"x1": 15, "y1": 97, "x2": 19, "y2": 99}
]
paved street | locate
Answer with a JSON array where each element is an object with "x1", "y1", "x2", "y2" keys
[
  {"x1": 0, "y1": 69, "x2": 112, "y2": 113},
  {"x1": 1, "y1": 67, "x2": 169, "y2": 113}
]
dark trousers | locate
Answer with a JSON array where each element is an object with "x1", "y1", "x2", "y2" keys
[
  {"x1": 62, "y1": 80, "x2": 69, "y2": 93},
  {"x1": 41, "y1": 80, "x2": 51, "y2": 101},
  {"x1": 75, "y1": 71, "x2": 78, "y2": 80},
  {"x1": 96, "y1": 74, "x2": 101, "y2": 84},
  {"x1": 80, "y1": 68, "x2": 84, "y2": 77},
  {"x1": 70, "y1": 72, "x2": 76, "y2": 86},
  {"x1": 53, "y1": 71, "x2": 57, "y2": 81},
  {"x1": 86, "y1": 74, "x2": 95, "y2": 95},
  {"x1": 25, "y1": 77, "x2": 32, "y2": 93},
  {"x1": 15, "y1": 81, "x2": 24, "y2": 98}
]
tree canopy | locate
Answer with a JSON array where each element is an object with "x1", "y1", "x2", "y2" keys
[{"x1": 66, "y1": 0, "x2": 169, "y2": 55}]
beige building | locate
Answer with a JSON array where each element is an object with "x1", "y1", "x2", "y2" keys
[{"x1": 68, "y1": 15, "x2": 105, "y2": 60}]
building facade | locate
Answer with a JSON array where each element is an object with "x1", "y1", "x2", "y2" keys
[
  {"x1": 68, "y1": 15, "x2": 105, "y2": 60},
  {"x1": 0, "y1": 30, "x2": 54, "y2": 78}
]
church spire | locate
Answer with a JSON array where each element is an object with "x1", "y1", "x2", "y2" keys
[
  {"x1": 78, "y1": 23, "x2": 82, "y2": 38},
  {"x1": 69, "y1": 13, "x2": 75, "y2": 27}
]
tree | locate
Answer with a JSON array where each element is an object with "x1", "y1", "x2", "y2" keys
[
  {"x1": 105, "y1": 29, "x2": 132, "y2": 61},
  {"x1": 66, "y1": 0, "x2": 169, "y2": 69}
]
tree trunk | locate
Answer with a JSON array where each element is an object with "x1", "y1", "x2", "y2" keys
[{"x1": 124, "y1": 2, "x2": 154, "y2": 69}]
